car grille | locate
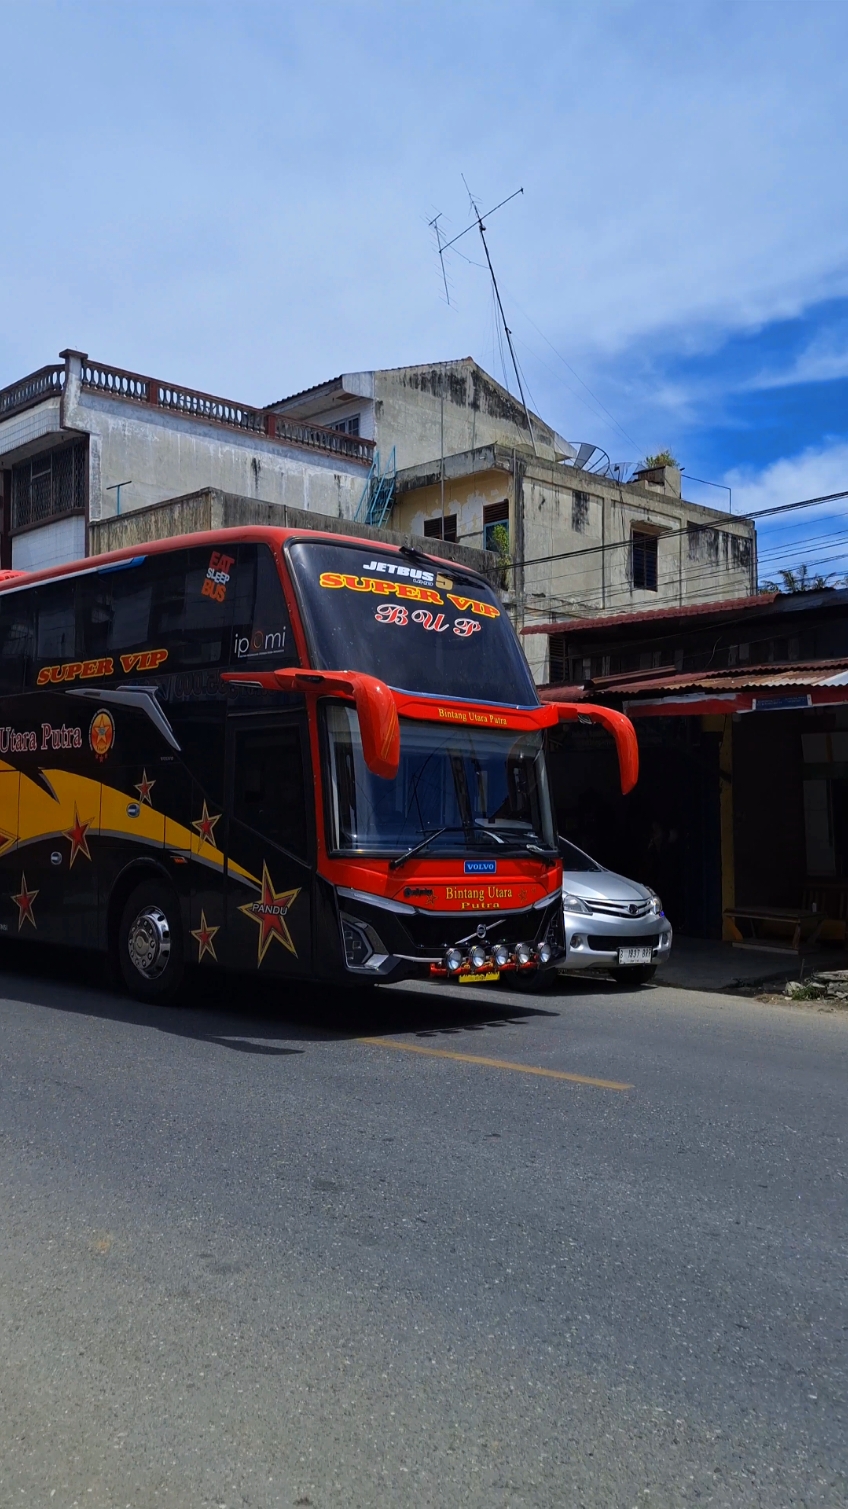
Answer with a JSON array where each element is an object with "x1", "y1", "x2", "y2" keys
[
  {"x1": 586, "y1": 933, "x2": 659, "y2": 951},
  {"x1": 584, "y1": 898, "x2": 651, "y2": 919}
]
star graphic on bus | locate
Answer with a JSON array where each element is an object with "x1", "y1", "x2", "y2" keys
[
  {"x1": 11, "y1": 872, "x2": 38, "y2": 930},
  {"x1": 64, "y1": 803, "x2": 94, "y2": 867},
  {"x1": 190, "y1": 909, "x2": 219, "y2": 963},
  {"x1": 135, "y1": 769, "x2": 156, "y2": 806},
  {"x1": 238, "y1": 864, "x2": 300, "y2": 964},
  {"x1": 192, "y1": 801, "x2": 221, "y2": 848}
]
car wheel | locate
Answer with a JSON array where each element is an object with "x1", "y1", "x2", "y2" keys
[
  {"x1": 611, "y1": 965, "x2": 656, "y2": 987},
  {"x1": 118, "y1": 879, "x2": 185, "y2": 1004}
]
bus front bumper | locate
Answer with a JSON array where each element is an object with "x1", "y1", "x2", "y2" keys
[{"x1": 336, "y1": 887, "x2": 564, "y2": 984}]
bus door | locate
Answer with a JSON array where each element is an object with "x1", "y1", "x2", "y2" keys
[{"x1": 223, "y1": 715, "x2": 313, "y2": 978}]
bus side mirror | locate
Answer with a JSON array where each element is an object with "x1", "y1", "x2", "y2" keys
[
  {"x1": 545, "y1": 701, "x2": 639, "y2": 795},
  {"x1": 348, "y1": 673, "x2": 400, "y2": 781}
]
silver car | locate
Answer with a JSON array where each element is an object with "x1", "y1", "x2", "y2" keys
[{"x1": 558, "y1": 838, "x2": 672, "y2": 984}]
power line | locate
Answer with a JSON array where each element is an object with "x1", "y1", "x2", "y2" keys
[{"x1": 503, "y1": 487, "x2": 848, "y2": 576}]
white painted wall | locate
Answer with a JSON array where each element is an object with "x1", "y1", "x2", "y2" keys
[{"x1": 12, "y1": 515, "x2": 86, "y2": 571}]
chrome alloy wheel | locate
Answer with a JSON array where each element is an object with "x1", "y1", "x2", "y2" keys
[{"x1": 127, "y1": 905, "x2": 172, "y2": 980}]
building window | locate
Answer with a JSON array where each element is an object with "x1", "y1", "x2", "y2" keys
[
  {"x1": 572, "y1": 490, "x2": 591, "y2": 533},
  {"x1": 632, "y1": 529, "x2": 658, "y2": 591},
  {"x1": 483, "y1": 499, "x2": 510, "y2": 553},
  {"x1": 548, "y1": 633, "x2": 566, "y2": 684},
  {"x1": 423, "y1": 515, "x2": 457, "y2": 542},
  {"x1": 331, "y1": 415, "x2": 360, "y2": 436},
  {"x1": 11, "y1": 440, "x2": 87, "y2": 533}
]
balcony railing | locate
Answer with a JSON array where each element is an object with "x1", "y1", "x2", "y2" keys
[
  {"x1": 0, "y1": 364, "x2": 65, "y2": 420},
  {"x1": 0, "y1": 356, "x2": 374, "y2": 465}
]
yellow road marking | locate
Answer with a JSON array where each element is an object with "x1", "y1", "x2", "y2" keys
[{"x1": 357, "y1": 1038, "x2": 633, "y2": 1091}]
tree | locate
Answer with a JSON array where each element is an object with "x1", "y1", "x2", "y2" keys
[
  {"x1": 760, "y1": 564, "x2": 835, "y2": 593},
  {"x1": 642, "y1": 450, "x2": 680, "y2": 469}
]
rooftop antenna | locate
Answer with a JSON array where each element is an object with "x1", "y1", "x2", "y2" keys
[
  {"x1": 428, "y1": 212, "x2": 451, "y2": 305},
  {"x1": 433, "y1": 179, "x2": 538, "y2": 458}
]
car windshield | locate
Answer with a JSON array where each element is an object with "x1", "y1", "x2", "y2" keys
[
  {"x1": 324, "y1": 706, "x2": 556, "y2": 856},
  {"x1": 287, "y1": 539, "x2": 538, "y2": 706},
  {"x1": 558, "y1": 837, "x2": 604, "y2": 871}
]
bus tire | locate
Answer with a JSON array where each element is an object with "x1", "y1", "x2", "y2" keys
[{"x1": 117, "y1": 879, "x2": 185, "y2": 1005}]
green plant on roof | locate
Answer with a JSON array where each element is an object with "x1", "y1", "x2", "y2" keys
[{"x1": 642, "y1": 450, "x2": 680, "y2": 469}]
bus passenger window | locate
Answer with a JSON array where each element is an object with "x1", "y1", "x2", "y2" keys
[
  {"x1": 0, "y1": 595, "x2": 34, "y2": 691},
  {"x1": 230, "y1": 544, "x2": 296, "y2": 665},
  {"x1": 233, "y1": 727, "x2": 308, "y2": 859},
  {"x1": 35, "y1": 581, "x2": 78, "y2": 662},
  {"x1": 84, "y1": 563, "x2": 154, "y2": 659}
]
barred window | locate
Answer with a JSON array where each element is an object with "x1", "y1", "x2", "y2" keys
[
  {"x1": 631, "y1": 529, "x2": 658, "y2": 592},
  {"x1": 11, "y1": 440, "x2": 87, "y2": 532}
]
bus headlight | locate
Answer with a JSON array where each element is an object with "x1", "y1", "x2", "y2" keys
[
  {"x1": 537, "y1": 941, "x2": 552, "y2": 965},
  {"x1": 493, "y1": 943, "x2": 510, "y2": 968},
  {"x1": 469, "y1": 943, "x2": 488, "y2": 970},
  {"x1": 446, "y1": 947, "x2": 465, "y2": 973},
  {"x1": 516, "y1": 941, "x2": 533, "y2": 966}
]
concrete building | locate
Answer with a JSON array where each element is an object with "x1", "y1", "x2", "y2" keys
[
  {"x1": 267, "y1": 357, "x2": 575, "y2": 472},
  {"x1": 0, "y1": 349, "x2": 374, "y2": 573},
  {"x1": 389, "y1": 446, "x2": 756, "y2": 684},
  {"x1": 0, "y1": 349, "x2": 757, "y2": 685}
]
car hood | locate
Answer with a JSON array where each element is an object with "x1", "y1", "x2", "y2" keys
[{"x1": 561, "y1": 869, "x2": 651, "y2": 904}]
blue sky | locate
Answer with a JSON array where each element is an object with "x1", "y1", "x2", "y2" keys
[{"x1": 1, "y1": 0, "x2": 846, "y2": 578}]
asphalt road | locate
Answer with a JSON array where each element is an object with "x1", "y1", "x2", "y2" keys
[{"x1": 0, "y1": 951, "x2": 845, "y2": 1509}]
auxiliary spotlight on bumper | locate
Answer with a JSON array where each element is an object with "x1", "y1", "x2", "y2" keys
[
  {"x1": 493, "y1": 943, "x2": 510, "y2": 969},
  {"x1": 445, "y1": 947, "x2": 465, "y2": 973},
  {"x1": 537, "y1": 940, "x2": 552, "y2": 966},
  {"x1": 469, "y1": 943, "x2": 489, "y2": 971},
  {"x1": 515, "y1": 941, "x2": 534, "y2": 967}
]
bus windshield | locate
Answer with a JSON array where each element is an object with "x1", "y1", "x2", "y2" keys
[
  {"x1": 287, "y1": 539, "x2": 537, "y2": 705},
  {"x1": 324, "y1": 707, "x2": 556, "y2": 858}
]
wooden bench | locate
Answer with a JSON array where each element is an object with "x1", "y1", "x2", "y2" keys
[{"x1": 723, "y1": 906, "x2": 826, "y2": 954}]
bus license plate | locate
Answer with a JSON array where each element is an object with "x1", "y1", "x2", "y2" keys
[
  {"x1": 457, "y1": 971, "x2": 500, "y2": 985},
  {"x1": 618, "y1": 947, "x2": 652, "y2": 965}
]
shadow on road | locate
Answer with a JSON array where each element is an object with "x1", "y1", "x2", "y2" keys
[{"x1": 0, "y1": 939, "x2": 558, "y2": 1054}]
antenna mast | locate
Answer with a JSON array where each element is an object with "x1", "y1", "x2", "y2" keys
[{"x1": 431, "y1": 182, "x2": 538, "y2": 458}]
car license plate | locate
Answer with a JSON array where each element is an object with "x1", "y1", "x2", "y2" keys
[
  {"x1": 618, "y1": 946, "x2": 652, "y2": 965},
  {"x1": 457, "y1": 971, "x2": 500, "y2": 985}
]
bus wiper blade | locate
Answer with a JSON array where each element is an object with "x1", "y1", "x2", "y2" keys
[
  {"x1": 525, "y1": 843, "x2": 558, "y2": 857},
  {"x1": 389, "y1": 827, "x2": 450, "y2": 870}
]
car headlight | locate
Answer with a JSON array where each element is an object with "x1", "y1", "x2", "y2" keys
[
  {"x1": 647, "y1": 891, "x2": 663, "y2": 916},
  {"x1": 562, "y1": 892, "x2": 591, "y2": 915}
]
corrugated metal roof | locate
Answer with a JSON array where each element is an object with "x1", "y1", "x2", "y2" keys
[
  {"x1": 522, "y1": 593, "x2": 777, "y2": 637},
  {"x1": 576, "y1": 657, "x2": 848, "y2": 698}
]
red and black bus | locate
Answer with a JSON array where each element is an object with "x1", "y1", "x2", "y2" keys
[{"x1": 0, "y1": 527, "x2": 637, "y2": 1001}]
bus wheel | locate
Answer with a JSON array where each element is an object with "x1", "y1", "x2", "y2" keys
[{"x1": 118, "y1": 880, "x2": 185, "y2": 1004}]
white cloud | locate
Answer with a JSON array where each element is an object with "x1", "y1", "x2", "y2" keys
[
  {"x1": 724, "y1": 442, "x2": 848, "y2": 580},
  {"x1": 744, "y1": 329, "x2": 848, "y2": 393},
  {"x1": 0, "y1": 0, "x2": 847, "y2": 436}
]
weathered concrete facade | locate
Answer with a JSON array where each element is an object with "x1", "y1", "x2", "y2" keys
[
  {"x1": 88, "y1": 486, "x2": 500, "y2": 587},
  {"x1": 390, "y1": 447, "x2": 756, "y2": 684},
  {"x1": 0, "y1": 350, "x2": 373, "y2": 573},
  {"x1": 269, "y1": 359, "x2": 575, "y2": 472}
]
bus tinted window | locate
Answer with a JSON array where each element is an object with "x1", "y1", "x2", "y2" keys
[
  {"x1": 83, "y1": 545, "x2": 288, "y2": 672},
  {"x1": 0, "y1": 591, "x2": 34, "y2": 691},
  {"x1": 230, "y1": 544, "x2": 296, "y2": 666},
  {"x1": 36, "y1": 579, "x2": 78, "y2": 661}
]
